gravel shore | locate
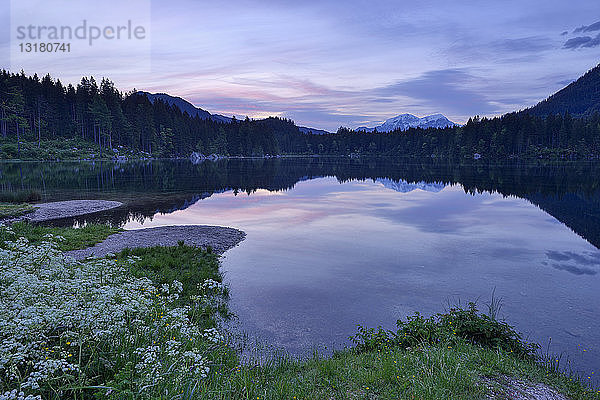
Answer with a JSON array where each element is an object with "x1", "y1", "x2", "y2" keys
[
  {"x1": 25, "y1": 200, "x2": 123, "y2": 222},
  {"x1": 66, "y1": 225, "x2": 246, "y2": 260},
  {"x1": 6, "y1": 199, "x2": 246, "y2": 259}
]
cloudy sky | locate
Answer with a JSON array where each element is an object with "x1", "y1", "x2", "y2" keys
[{"x1": 2, "y1": 0, "x2": 600, "y2": 131}]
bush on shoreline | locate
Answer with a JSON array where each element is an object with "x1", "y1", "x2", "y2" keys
[{"x1": 351, "y1": 303, "x2": 538, "y2": 359}]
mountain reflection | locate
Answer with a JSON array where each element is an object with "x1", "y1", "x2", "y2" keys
[{"x1": 1, "y1": 158, "x2": 599, "y2": 249}]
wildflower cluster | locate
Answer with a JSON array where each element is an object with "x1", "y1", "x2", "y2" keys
[
  {"x1": 0, "y1": 230, "x2": 228, "y2": 399},
  {"x1": 190, "y1": 278, "x2": 229, "y2": 317}
]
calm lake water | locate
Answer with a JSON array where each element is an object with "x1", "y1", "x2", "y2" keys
[{"x1": 2, "y1": 158, "x2": 599, "y2": 379}]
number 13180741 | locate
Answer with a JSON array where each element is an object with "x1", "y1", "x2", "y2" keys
[{"x1": 19, "y1": 43, "x2": 71, "y2": 52}]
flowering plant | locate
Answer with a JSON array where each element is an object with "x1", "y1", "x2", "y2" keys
[{"x1": 0, "y1": 229, "x2": 227, "y2": 399}]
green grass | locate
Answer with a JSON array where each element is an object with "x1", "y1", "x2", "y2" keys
[
  {"x1": 116, "y1": 244, "x2": 230, "y2": 322},
  {"x1": 196, "y1": 341, "x2": 599, "y2": 400},
  {"x1": 0, "y1": 203, "x2": 36, "y2": 219},
  {"x1": 117, "y1": 244, "x2": 221, "y2": 293},
  {"x1": 0, "y1": 137, "x2": 152, "y2": 160},
  {"x1": 0, "y1": 221, "x2": 121, "y2": 251},
  {"x1": 192, "y1": 302, "x2": 600, "y2": 399}
]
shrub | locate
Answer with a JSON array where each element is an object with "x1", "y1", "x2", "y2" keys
[
  {"x1": 0, "y1": 144, "x2": 18, "y2": 158},
  {"x1": 351, "y1": 302, "x2": 538, "y2": 359}
]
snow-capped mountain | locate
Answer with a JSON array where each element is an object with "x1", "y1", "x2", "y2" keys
[
  {"x1": 357, "y1": 114, "x2": 458, "y2": 133},
  {"x1": 376, "y1": 178, "x2": 446, "y2": 193}
]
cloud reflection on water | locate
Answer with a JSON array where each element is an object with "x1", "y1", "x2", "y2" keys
[
  {"x1": 546, "y1": 250, "x2": 600, "y2": 275},
  {"x1": 123, "y1": 175, "x2": 600, "y2": 379}
]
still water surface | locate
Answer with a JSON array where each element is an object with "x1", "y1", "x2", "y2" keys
[{"x1": 2, "y1": 158, "x2": 599, "y2": 377}]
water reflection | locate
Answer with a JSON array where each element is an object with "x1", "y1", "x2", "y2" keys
[
  {"x1": 1, "y1": 158, "x2": 600, "y2": 379},
  {"x1": 1, "y1": 158, "x2": 600, "y2": 247},
  {"x1": 545, "y1": 250, "x2": 600, "y2": 276},
  {"x1": 119, "y1": 176, "x2": 600, "y2": 382}
]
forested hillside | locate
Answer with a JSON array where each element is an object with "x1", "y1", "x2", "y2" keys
[
  {"x1": 526, "y1": 64, "x2": 600, "y2": 117},
  {"x1": 0, "y1": 70, "x2": 308, "y2": 158},
  {"x1": 321, "y1": 112, "x2": 600, "y2": 159},
  {"x1": 1, "y1": 69, "x2": 600, "y2": 160}
]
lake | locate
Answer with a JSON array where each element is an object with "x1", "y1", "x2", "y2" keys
[{"x1": 1, "y1": 158, "x2": 599, "y2": 379}]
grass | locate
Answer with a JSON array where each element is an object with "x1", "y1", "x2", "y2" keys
[
  {"x1": 116, "y1": 244, "x2": 231, "y2": 321},
  {"x1": 0, "y1": 221, "x2": 121, "y2": 251},
  {"x1": 192, "y1": 303, "x2": 600, "y2": 400},
  {"x1": 0, "y1": 137, "x2": 152, "y2": 160},
  {"x1": 196, "y1": 341, "x2": 599, "y2": 400},
  {"x1": 0, "y1": 203, "x2": 36, "y2": 219}
]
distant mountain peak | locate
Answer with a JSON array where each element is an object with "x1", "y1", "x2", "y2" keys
[
  {"x1": 423, "y1": 113, "x2": 445, "y2": 119},
  {"x1": 377, "y1": 178, "x2": 446, "y2": 193},
  {"x1": 356, "y1": 113, "x2": 457, "y2": 133}
]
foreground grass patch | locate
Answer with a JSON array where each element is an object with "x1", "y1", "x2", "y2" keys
[
  {"x1": 0, "y1": 221, "x2": 121, "y2": 251},
  {"x1": 198, "y1": 342, "x2": 598, "y2": 400},
  {"x1": 117, "y1": 245, "x2": 231, "y2": 322},
  {"x1": 0, "y1": 203, "x2": 36, "y2": 219},
  {"x1": 195, "y1": 303, "x2": 599, "y2": 399}
]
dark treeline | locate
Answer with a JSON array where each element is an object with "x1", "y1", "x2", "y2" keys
[
  {"x1": 0, "y1": 70, "x2": 308, "y2": 157},
  {"x1": 1, "y1": 70, "x2": 600, "y2": 159},
  {"x1": 323, "y1": 112, "x2": 600, "y2": 159}
]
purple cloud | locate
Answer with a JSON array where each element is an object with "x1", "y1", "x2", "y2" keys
[
  {"x1": 5, "y1": 0, "x2": 600, "y2": 131},
  {"x1": 371, "y1": 69, "x2": 500, "y2": 116},
  {"x1": 573, "y1": 20, "x2": 600, "y2": 33},
  {"x1": 564, "y1": 33, "x2": 600, "y2": 49}
]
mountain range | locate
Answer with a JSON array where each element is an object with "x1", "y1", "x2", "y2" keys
[
  {"x1": 140, "y1": 63, "x2": 600, "y2": 135},
  {"x1": 139, "y1": 91, "x2": 460, "y2": 135},
  {"x1": 138, "y1": 92, "x2": 233, "y2": 123},
  {"x1": 377, "y1": 179, "x2": 446, "y2": 193},
  {"x1": 356, "y1": 114, "x2": 458, "y2": 133},
  {"x1": 140, "y1": 91, "x2": 336, "y2": 134}
]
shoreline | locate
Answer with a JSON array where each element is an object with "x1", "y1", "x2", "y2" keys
[
  {"x1": 0, "y1": 200, "x2": 124, "y2": 224},
  {"x1": 2, "y1": 199, "x2": 247, "y2": 259},
  {"x1": 25, "y1": 200, "x2": 124, "y2": 222},
  {"x1": 66, "y1": 225, "x2": 246, "y2": 260}
]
